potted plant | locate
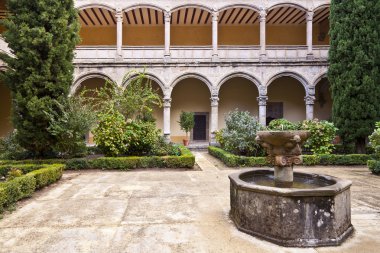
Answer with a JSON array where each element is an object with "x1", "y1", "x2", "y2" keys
[{"x1": 178, "y1": 111, "x2": 194, "y2": 146}]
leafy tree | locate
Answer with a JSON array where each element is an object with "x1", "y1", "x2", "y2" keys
[
  {"x1": 178, "y1": 111, "x2": 194, "y2": 141},
  {"x1": 328, "y1": 0, "x2": 380, "y2": 153},
  {"x1": 0, "y1": 0, "x2": 80, "y2": 156}
]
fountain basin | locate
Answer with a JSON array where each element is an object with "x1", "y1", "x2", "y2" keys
[{"x1": 229, "y1": 169, "x2": 353, "y2": 247}]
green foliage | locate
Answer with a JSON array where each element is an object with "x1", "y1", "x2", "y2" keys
[
  {"x1": 267, "y1": 119, "x2": 301, "y2": 131},
  {"x1": 46, "y1": 96, "x2": 97, "y2": 158},
  {"x1": 219, "y1": 110, "x2": 263, "y2": 156},
  {"x1": 209, "y1": 146, "x2": 372, "y2": 167},
  {"x1": 93, "y1": 108, "x2": 128, "y2": 157},
  {"x1": 0, "y1": 164, "x2": 63, "y2": 213},
  {"x1": 6, "y1": 168, "x2": 22, "y2": 181},
  {"x1": 125, "y1": 121, "x2": 161, "y2": 156},
  {"x1": 208, "y1": 146, "x2": 268, "y2": 167},
  {"x1": 178, "y1": 111, "x2": 195, "y2": 138},
  {"x1": 329, "y1": 0, "x2": 380, "y2": 153},
  {"x1": 65, "y1": 146, "x2": 194, "y2": 170},
  {"x1": 369, "y1": 122, "x2": 380, "y2": 155},
  {"x1": 368, "y1": 160, "x2": 380, "y2": 175},
  {"x1": 151, "y1": 137, "x2": 181, "y2": 156},
  {"x1": 0, "y1": 131, "x2": 29, "y2": 160},
  {"x1": 0, "y1": 0, "x2": 80, "y2": 156},
  {"x1": 93, "y1": 72, "x2": 162, "y2": 121},
  {"x1": 302, "y1": 120, "x2": 337, "y2": 154},
  {"x1": 0, "y1": 164, "x2": 43, "y2": 177}
]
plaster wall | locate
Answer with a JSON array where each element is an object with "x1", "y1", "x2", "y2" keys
[{"x1": 0, "y1": 82, "x2": 12, "y2": 137}]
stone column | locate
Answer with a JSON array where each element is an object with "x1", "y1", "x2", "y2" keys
[
  {"x1": 212, "y1": 12, "x2": 219, "y2": 61},
  {"x1": 210, "y1": 96, "x2": 219, "y2": 144},
  {"x1": 305, "y1": 95, "x2": 315, "y2": 120},
  {"x1": 306, "y1": 10, "x2": 314, "y2": 59},
  {"x1": 259, "y1": 9, "x2": 267, "y2": 59},
  {"x1": 116, "y1": 9, "x2": 123, "y2": 60},
  {"x1": 164, "y1": 11, "x2": 171, "y2": 59},
  {"x1": 163, "y1": 98, "x2": 172, "y2": 142},
  {"x1": 257, "y1": 96, "x2": 268, "y2": 126}
]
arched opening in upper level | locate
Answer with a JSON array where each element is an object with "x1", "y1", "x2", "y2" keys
[
  {"x1": 78, "y1": 7, "x2": 116, "y2": 45},
  {"x1": 266, "y1": 4, "x2": 307, "y2": 45},
  {"x1": 218, "y1": 7, "x2": 260, "y2": 45},
  {"x1": 170, "y1": 6, "x2": 212, "y2": 46},
  {"x1": 0, "y1": 0, "x2": 7, "y2": 34},
  {"x1": 122, "y1": 7, "x2": 165, "y2": 46},
  {"x1": 313, "y1": 6, "x2": 330, "y2": 46}
]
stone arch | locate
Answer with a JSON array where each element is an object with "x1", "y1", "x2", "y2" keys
[
  {"x1": 267, "y1": 2, "x2": 308, "y2": 12},
  {"x1": 123, "y1": 4, "x2": 166, "y2": 13},
  {"x1": 312, "y1": 72, "x2": 328, "y2": 87},
  {"x1": 122, "y1": 72, "x2": 166, "y2": 95},
  {"x1": 218, "y1": 4, "x2": 260, "y2": 13},
  {"x1": 71, "y1": 72, "x2": 115, "y2": 96},
  {"x1": 267, "y1": 71, "x2": 309, "y2": 95},
  {"x1": 77, "y1": 3, "x2": 116, "y2": 12},
  {"x1": 169, "y1": 73, "x2": 213, "y2": 97},
  {"x1": 314, "y1": 4, "x2": 330, "y2": 12},
  {"x1": 216, "y1": 72, "x2": 262, "y2": 95},
  {"x1": 170, "y1": 4, "x2": 213, "y2": 14}
]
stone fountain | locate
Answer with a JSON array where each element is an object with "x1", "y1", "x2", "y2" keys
[{"x1": 229, "y1": 131, "x2": 353, "y2": 247}]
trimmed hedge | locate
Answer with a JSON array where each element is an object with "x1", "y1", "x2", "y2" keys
[
  {"x1": 368, "y1": 160, "x2": 380, "y2": 175},
  {"x1": 209, "y1": 146, "x2": 374, "y2": 167},
  {"x1": 65, "y1": 146, "x2": 195, "y2": 170},
  {"x1": 0, "y1": 164, "x2": 64, "y2": 213},
  {"x1": 0, "y1": 159, "x2": 64, "y2": 166}
]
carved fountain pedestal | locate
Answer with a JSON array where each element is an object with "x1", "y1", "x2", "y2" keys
[
  {"x1": 255, "y1": 131, "x2": 310, "y2": 188},
  {"x1": 229, "y1": 131, "x2": 353, "y2": 247}
]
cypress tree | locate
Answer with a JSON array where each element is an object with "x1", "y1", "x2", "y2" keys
[
  {"x1": 0, "y1": 0, "x2": 80, "y2": 156},
  {"x1": 328, "y1": 0, "x2": 380, "y2": 153}
]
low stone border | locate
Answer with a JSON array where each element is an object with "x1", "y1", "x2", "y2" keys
[{"x1": 208, "y1": 146, "x2": 375, "y2": 167}]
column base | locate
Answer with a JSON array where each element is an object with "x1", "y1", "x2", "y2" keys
[
  {"x1": 163, "y1": 133, "x2": 171, "y2": 143},
  {"x1": 274, "y1": 166, "x2": 293, "y2": 188},
  {"x1": 306, "y1": 53, "x2": 314, "y2": 60}
]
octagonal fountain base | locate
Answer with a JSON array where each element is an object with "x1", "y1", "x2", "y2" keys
[{"x1": 229, "y1": 169, "x2": 354, "y2": 247}]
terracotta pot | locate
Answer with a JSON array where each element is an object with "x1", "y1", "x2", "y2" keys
[{"x1": 183, "y1": 139, "x2": 189, "y2": 146}]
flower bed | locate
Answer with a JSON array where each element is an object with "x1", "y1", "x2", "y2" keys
[
  {"x1": 209, "y1": 146, "x2": 374, "y2": 167},
  {"x1": 0, "y1": 164, "x2": 64, "y2": 213},
  {"x1": 65, "y1": 146, "x2": 195, "y2": 170}
]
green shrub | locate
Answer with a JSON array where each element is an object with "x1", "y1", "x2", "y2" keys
[
  {"x1": 0, "y1": 164, "x2": 62, "y2": 213},
  {"x1": 267, "y1": 119, "x2": 301, "y2": 131},
  {"x1": 368, "y1": 160, "x2": 380, "y2": 175},
  {"x1": 0, "y1": 164, "x2": 43, "y2": 177},
  {"x1": 209, "y1": 146, "x2": 372, "y2": 167},
  {"x1": 369, "y1": 122, "x2": 380, "y2": 155},
  {"x1": 302, "y1": 119, "x2": 337, "y2": 155},
  {"x1": 178, "y1": 111, "x2": 195, "y2": 140},
  {"x1": 219, "y1": 110, "x2": 263, "y2": 156},
  {"x1": 125, "y1": 121, "x2": 161, "y2": 156},
  {"x1": 0, "y1": 131, "x2": 29, "y2": 160},
  {"x1": 46, "y1": 96, "x2": 97, "y2": 158},
  {"x1": 93, "y1": 108, "x2": 128, "y2": 157},
  {"x1": 7, "y1": 169, "x2": 23, "y2": 181},
  {"x1": 152, "y1": 137, "x2": 181, "y2": 156},
  {"x1": 65, "y1": 146, "x2": 194, "y2": 170},
  {"x1": 28, "y1": 165, "x2": 64, "y2": 189}
]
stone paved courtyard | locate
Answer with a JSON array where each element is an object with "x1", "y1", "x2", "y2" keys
[{"x1": 0, "y1": 152, "x2": 379, "y2": 253}]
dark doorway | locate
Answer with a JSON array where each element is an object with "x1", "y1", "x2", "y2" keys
[
  {"x1": 266, "y1": 102, "x2": 284, "y2": 125},
  {"x1": 193, "y1": 114, "x2": 207, "y2": 141}
]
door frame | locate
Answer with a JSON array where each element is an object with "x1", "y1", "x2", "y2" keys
[{"x1": 191, "y1": 112, "x2": 209, "y2": 142}]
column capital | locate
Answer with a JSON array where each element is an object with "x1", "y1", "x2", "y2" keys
[
  {"x1": 306, "y1": 11, "x2": 314, "y2": 22},
  {"x1": 164, "y1": 11, "x2": 171, "y2": 22},
  {"x1": 257, "y1": 96, "x2": 268, "y2": 106},
  {"x1": 163, "y1": 98, "x2": 172, "y2": 107},
  {"x1": 259, "y1": 8, "x2": 267, "y2": 21},
  {"x1": 212, "y1": 11, "x2": 219, "y2": 21},
  {"x1": 116, "y1": 9, "x2": 123, "y2": 19},
  {"x1": 210, "y1": 96, "x2": 219, "y2": 107},
  {"x1": 304, "y1": 95, "x2": 315, "y2": 105}
]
